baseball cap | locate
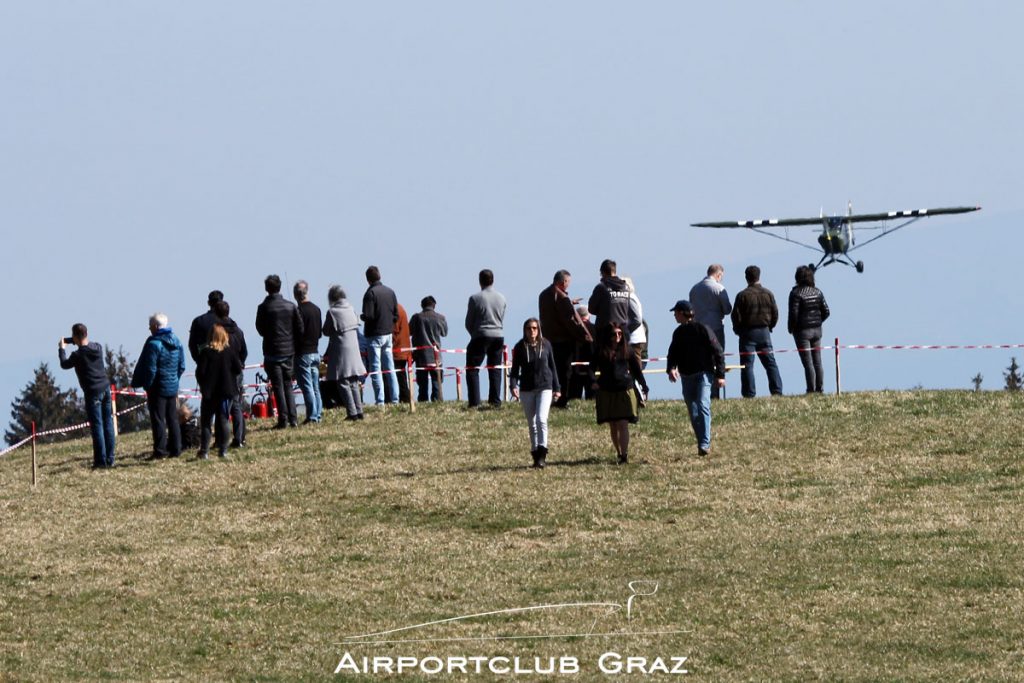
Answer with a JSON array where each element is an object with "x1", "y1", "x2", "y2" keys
[{"x1": 669, "y1": 300, "x2": 693, "y2": 313}]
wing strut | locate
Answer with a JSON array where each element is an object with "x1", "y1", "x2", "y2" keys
[
  {"x1": 847, "y1": 216, "x2": 922, "y2": 253},
  {"x1": 748, "y1": 226, "x2": 822, "y2": 253}
]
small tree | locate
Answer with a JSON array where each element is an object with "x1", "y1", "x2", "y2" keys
[
  {"x1": 105, "y1": 345, "x2": 149, "y2": 434},
  {"x1": 5, "y1": 363, "x2": 85, "y2": 446},
  {"x1": 971, "y1": 373, "x2": 984, "y2": 392},
  {"x1": 1004, "y1": 358, "x2": 1023, "y2": 392}
]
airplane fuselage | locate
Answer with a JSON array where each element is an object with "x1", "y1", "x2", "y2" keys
[{"x1": 817, "y1": 216, "x2": 852, "y2": 255}]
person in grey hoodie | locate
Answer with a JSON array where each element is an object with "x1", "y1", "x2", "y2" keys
[
  {"x1": 59, "y1": 323, "x2": 116, "y2": 468},
  {"x1": 465, "y1": 268, "x2": 507, "y2": 407},
  {"x1": 131, "y1": 312, "x2": 186, "y2": 458}
]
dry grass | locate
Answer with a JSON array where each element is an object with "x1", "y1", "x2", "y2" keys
[{"x1": 1, "y1": 391, "x2": 1022, "y2": 681}]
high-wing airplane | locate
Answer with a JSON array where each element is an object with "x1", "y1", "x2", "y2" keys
[{"x1": 692, "y1": 204, "x2": 981, "y2": 272}]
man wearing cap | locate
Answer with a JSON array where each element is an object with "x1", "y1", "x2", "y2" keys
[
  {"x1": 667, "y1": 300, "x2": 726, "y2": 457},
  {"x1": 689, "y1": 264, "x2": 731, "y2": 399}
]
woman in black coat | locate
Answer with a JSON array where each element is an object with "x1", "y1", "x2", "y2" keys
[
  {"x1": 196, "y1": 324, "x2": 243, "y2": 459},
  {"x1": 787, "y1": 266, "x2": 831, "y2": 393},
  {"x1": 590, "y1": 323, "x2": 648, "y2": 465}
]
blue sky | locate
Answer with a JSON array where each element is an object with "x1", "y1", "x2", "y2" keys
[{"x1": 2, "y1": 1, "x2": 1021, "y2": 417}]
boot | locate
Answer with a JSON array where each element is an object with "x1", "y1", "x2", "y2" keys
[
  {"x1": 537, "y1": 446, "x2": 547, "y2": 469},
  {"x1": 531, "y1": 449, "x2": 540, "y2": 468},
  {"x1": 617, "y1": 452, "x2": 628, "y2": 465}
]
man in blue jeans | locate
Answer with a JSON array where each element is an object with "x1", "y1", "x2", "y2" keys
[
  {"x1": 730, "y1": 265, "x2": 783, "y2": 398},
  {"x1": 59, "y1": 323, "x2": 116, "y2": 468},
  {"x1": 361, "y1": 265, "x2": 400, "y2": 406},
  {"x1": 667, "y1": 300, "x2": 726, "y2": 457},
  {"x1": 293, "y1": 280, "x2": 323, "y2": 423},
  {"x1": 465, "y1": 269, "x2": 507, "y2": 407}
]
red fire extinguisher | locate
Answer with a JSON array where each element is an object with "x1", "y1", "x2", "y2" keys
[
  {"x1": 251, "y1": 372, "x2": 274, "y2": 419},
  {"x1": 251, "y1": 394, "x2": 268, "y2": 419}
]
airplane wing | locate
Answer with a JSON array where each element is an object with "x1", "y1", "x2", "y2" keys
[
  {"x1": 692, "y1": 205, "x2": 980, "y2": 229},
  {"x1": 844, "y1": 206, "x2": 981, "y2": 223},
  {"x1": 691, "y1": 217, "x2": 820, "y2": 228}
]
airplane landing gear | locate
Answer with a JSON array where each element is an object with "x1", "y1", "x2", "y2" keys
[{"x1": 855, "y1": 261, "x2": 865, "y2": 273}]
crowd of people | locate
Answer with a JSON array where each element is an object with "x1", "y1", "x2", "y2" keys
[{"x1": 57, "y1": 260, "x2": 830, "y2": 469}]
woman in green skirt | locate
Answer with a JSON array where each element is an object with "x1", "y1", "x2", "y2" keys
[{"x1": 590, "y1": 323, "x2": 649, "y2": 464}]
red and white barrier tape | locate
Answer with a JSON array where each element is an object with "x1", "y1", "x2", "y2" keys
[
  {"x1": 0, "y1": 435, "x2": 33, "y2": 458},
  {"x1": 7, "y1": 340, "x2": 1021, "y2": 459},
  {"x1": 839, "y1": 343, "x2": 1024, "y2": 352},
  {"x1": 1, "y1": 400, "x2": 150, "y2": 458}
]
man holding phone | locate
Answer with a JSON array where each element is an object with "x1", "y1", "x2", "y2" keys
[{"x1": 59, "y1": 323, "x2": 116, "y2": 468}]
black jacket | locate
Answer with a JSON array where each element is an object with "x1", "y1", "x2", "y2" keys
[
  {"x1": 667, "y1": 321, "x2": 726, "y2": 379},
  {"x1": 218, "y1": 317, "x2": 248, "y2": 366},
  {"x1": 196, "y1": 346, "x2": 243, "y2": 399},
  {"x1": 409, "y1": 308, "x2": 448, "y2": 366},
  {"x1": 590, "y1": 350, "x2": 648, "y2": 393},
  {"x1": 731, "y1": 283, "x2": 779, "y2": 333},
  {"x1": 788, "y1": 286, "x2": 830, "y2": 334},
  {"x1": 296, "y1": 301, "x2": 323, "y2": 355},
  {"x1": 188, "y1": 310, "x2": 220, "y2": 363},
  {"x1": 59, "y1": 342, "x2": 108, "y2": 397},
  {"x1": 255, "y1": 293, "x2": 304, "y2": 358},
  {"x1": 587, "y1": 276, "x2": 640, "y2": 331},
  {"x1": 361, "y1": 282, "x2": 399, "y2": 337},
  {"x1": 509, "y1": 339, "x2": 560, "y2": 393}
]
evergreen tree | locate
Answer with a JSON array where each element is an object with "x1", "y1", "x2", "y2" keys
[
  {"x1": 104, "y1": 345, "x2": 150, "y2": 434},
  {"x1": 1004, "y1": 357, "x2": 1023, "y2": 391},
  {"x1": 5, "y1": 363, "x2": 85, "y2": 446},
  {"x1": 971, "y1": 373, "x2": 983, "y2": 392}
]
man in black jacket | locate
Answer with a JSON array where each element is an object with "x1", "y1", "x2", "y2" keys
[
  {"x1": 59, "y1": 323, "x2": 116, "y2": 468},
  {"x1": 188, "y1": 290, "x2": 224, "y2": 364},
  {"x1": 361, "y1": 265, "x2": 400, "y2": 406},
  {"x1": 409, "y1": 296, "x2": 448, "y2": 402},
  {"x1": 214, "y1": 300, "x2": 248, "y2": 446},
  {"x1": 255, "y1": 274, "x2": 304, "y2": 428},
  {"x1": 667, "y1": 301, "x2": 725, "y2": 456},
  {"x1": 730, "y1": 265, "x2": 783, "y2": 398}
]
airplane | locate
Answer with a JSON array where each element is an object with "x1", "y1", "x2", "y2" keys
[{"x1": 691, "y1": 203, "x2": 981, "y2": 272}]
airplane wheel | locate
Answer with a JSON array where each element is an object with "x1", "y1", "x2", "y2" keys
[
  {"x1": 855, "y1": 261, "x2": 864, "y2": 273},
  {"x1": 808, "y1": 263, "x2": 817, "y2": 272}
]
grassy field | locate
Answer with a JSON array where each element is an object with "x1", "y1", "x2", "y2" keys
[{"x1": 1, "y1": 391, "x2": 1023, "y2": 681}]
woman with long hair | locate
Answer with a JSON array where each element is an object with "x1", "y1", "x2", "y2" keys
[
  {"x1": 788, "y1": 265, "x2": 831, "y2": 393},
  {"x1": 509, "y1": 318, "x2": 560, "y2": 468},
  {"x1": 195, "y1": 323, "x2": 243, "y2": 459},
  {"x1": 591, "y1": 322, "x2": 648, "y2": 464}
]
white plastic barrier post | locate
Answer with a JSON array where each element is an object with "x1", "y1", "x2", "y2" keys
[{"x1": 835, "y1": 336, "x2": 841, "y2": 395}]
